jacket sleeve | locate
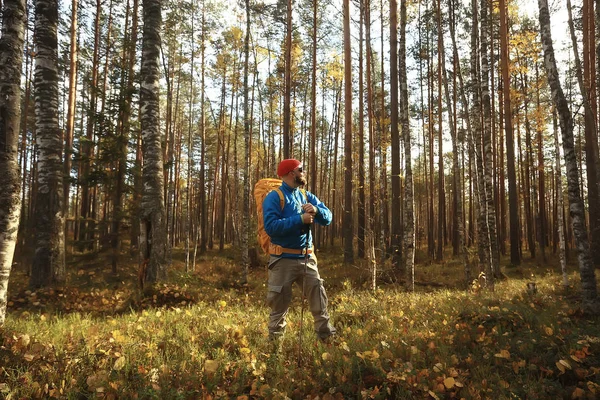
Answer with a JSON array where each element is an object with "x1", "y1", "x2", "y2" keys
[
  {"x1": 263, "y1": 190, "x2": 304, "y2": 237},
  {"x1": 307, "y1": 191, "x2": 332, "y2": 226}
]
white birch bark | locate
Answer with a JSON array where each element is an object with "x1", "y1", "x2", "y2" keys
[
  {"x1": 552, "y1": 111, "x2": 568, "y2": 287},
  {"x1": 399, "y1": 0, "x2": 415, "y2": 290},
  {"x1": 538, "y1": 0, "x2": 599, "y2": 313},
  {"x1": 0, "y1": 0, "x2": 26, "y2": 325},
  {"x1": 30, "y1": 0, "x2": 66, "y2": 287},
  {"x1": 140, "y1": 0, "x2": 168, "y2": 286},
  {"x1": 480, "y1": 0, "x2": 500, "y2": 287}
]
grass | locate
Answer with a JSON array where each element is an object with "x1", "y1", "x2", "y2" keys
[{"x1": 1, "y1": 245, "x2": 600, "y2": 399}]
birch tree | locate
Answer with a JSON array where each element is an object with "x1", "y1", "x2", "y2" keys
[
  {"x1": 0, "y1": 0, "x2": 26, "y2": 324},
  {"x1": 140, "y1": 0, "x2": 168, "y2": 287},
  {"x1": 30, "y1": 0, "x2": 66, "y2": 288},
  {"x1": 538, "y1": 0, "x2": 599, "y2": 313},
  {"x1": 399, "y1": 0, "x2": 414, "y2": 289}
]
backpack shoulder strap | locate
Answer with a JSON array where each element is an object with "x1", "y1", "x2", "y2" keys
[
  {"x1": 299, "y1": 188, "x2": 308, "y2": 202},
  {"x1": 274, "y1": 188, "x2": 284, "y2": 210}
]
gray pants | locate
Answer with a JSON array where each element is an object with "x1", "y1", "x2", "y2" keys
[{"x1": 266, "y1": 255, "x2": 336, "y2": 340}]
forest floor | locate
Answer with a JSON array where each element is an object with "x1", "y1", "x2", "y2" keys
[{"x1": 1, "y1": 244, "x2": 600, "y2": 399}]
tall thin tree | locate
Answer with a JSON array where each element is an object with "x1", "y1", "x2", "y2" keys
[
  {"x1": 538, "y1": 0, "x2": 599, "y2": 313},
  {"x1": 241, "y1": 0, "x2": 251, "y2": 283},
  {"x1": 139, "y1": 0, "x2": 168, "y2": 287},
  {"x1": 30, "y1": 0, "x2": 66, "y2": 287},
  {"x1": 499, "y1": 0, "x2": 520, "y2": 265},
  {"x1": 343, "y1": 0, "x2": 354, "y2": 263},
  {"x1": 0, "y1": 0, "x2": 26, "y2": 324},
  {"x1": 399, "y1": 0, "x2": 414, "y2": 289},
  {"x1": 390, "y1": 0, "x2": 401, "y2": 270}
]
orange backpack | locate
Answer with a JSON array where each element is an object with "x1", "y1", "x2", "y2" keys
[{"x1": 254, "y1": 178, "x2": 307, "y2": 254}]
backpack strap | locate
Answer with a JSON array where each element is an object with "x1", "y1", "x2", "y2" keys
[
  {"x1": 274, "y1": 188, "x2": 284, "y2": 210},
  {"x1": 299, "y1": 188, "x2": 308, "y2": 202},
  {"x1": 275, "y1": 187, "x2": 308, "y2": 211}
]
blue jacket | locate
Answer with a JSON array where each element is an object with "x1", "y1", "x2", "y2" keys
[{"x1": 263, "y1": 182, "x2": 332, "y2": 257}]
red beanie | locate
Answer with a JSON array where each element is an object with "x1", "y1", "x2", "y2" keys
[{"x1": 277, "y1": 159, "x2": 301, "y2": 177}]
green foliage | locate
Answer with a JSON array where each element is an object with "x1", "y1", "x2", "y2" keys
[{"x1": 1, "y1": 251, "x2": 600, "y2": 398}]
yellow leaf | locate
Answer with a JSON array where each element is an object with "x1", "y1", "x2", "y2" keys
[
  {"x1": 17, "y1": 334, "x2": 30, "y2": 349},
  {"x1": 433, "y1": 363, "x2": 444, "y2": 372},
  {"x1": 204, "y1": 360, "x2": 219, "y2": 374},
  {"x1": 559, "y1": 359, "x2": 572, "y2": 370},
  {"x1": 544, "y1": 326, "x2": 554, "y2": 336},
  {"x1": 556, "y1": 361, "x2": 566, "y2": 374},
  {"x1": 322, "y1": 352, "x2": 331, "y2": 361},
  {"x1": 494, "y1": 349, "x2": 510, "y2": 359},
  {"x1": 239, "y1": 347, "x2": 251, "y2": 355},
  {"x1": 428, "y1": 390, "x2": 440, "y2": 400},
  {"x1": 23, "y1": 353, "x2": 35, "y2": 362},
  {"x1": 443, "y1": 377, "x2": 455, "y2": 389},
  {"x1": 587, "y1": 381, "x2": 600, "y2": 394},
  {"x1": 113, "y1": 356, "x2": 126, "y2": 371},
  {"x1": 455, "y1": 381, "x2": 464, "y2": 388}
]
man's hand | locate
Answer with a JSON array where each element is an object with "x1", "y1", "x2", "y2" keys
[
  {"x1": 302, "y1": 203, "x2": 317, "y2": 215},
  {"x1": 301, "y1": 213, "x2": 314, "y2": 224}
]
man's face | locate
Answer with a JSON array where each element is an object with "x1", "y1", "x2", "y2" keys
[{"x1": 291, "y1": 166, "x2": 306, "y2": 186}]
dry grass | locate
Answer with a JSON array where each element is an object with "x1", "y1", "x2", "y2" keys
[{"x1": 1, "y1": 245, "x2": 599, "y2": 399}]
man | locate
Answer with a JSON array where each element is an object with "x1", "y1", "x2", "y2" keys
[{"x1": 263, "y1": 158, "x2": 336, "y2": 342}]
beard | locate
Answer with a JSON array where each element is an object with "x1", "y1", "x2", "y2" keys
[{"x1": 295, "y1": 175, "x2": 307, "y2": 186}]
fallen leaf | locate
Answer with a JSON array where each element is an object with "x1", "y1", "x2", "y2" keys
[
  {"x1": 494, "y1": 349, "x2": 510, "y2": 359},
  {"x1": 113, "y1": 356, "x2": 126, "y2": 371},
  {"x1": 204, "y1": 360, "x2": 219, "y2": 374},
  {"x1": 17, "y1": 334, "x2": 30, "y2": 349},
  {"x1": 443, "y1": 377, "x2": 455, "y2": 389},
  {"x1": 571, "y1": 387, "x2": 585, "y2": 399}
]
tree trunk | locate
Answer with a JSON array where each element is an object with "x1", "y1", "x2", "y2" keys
[
  {"x1": 283, "y1": 0, "x2": 292, "y2": 158},
  {"x1": 399, "y1": 0, "x2": 414, "y2": 289},
  {"x1": 365, "y1": 0, "x2": 375, "y2": 254},
  {"x1": 539, "y1": 0, "x2": 599, "y2": 313},
  {"x1": 112, "y1": 0, "x2": 138, "y2": 272},
  {"x1": 0, "y1": 0, "x2": 26, "y2": 324},
  {"x1": 567, "y1": 0, "x2": 600, "y2": 267},
  {"x1": 553, "y1": 110, "x2": 568, "y2": 287},
  {"x1": 535, "y1": 63, "x2": 547, "y2": 263},
  {"x1": 31, "y1": 0, "x2": 65, "y2": 287},
  {"x1": 63, "y1": 0, "x2": 78, "y2": 214},
  {"x1": 450, "y1": 0, "x2": 473, "y2": 283},
  {"x1": 499, "y1": 0, "x2": 520, "y2": 266},
  {"x1": 481, "y1": 0, "x2": 500, "y2": 285},
  {"x1": 390, "y1": 0, "x2": 401, "y2": 270},
  {"x1": 199, "y1": 0, "x2": 207, "y2": 254},
  {"x1": 343, "y1": 0, "x2": 354, "y2": 264},
  {"x1": 241, "y1": 0, "x2": 251, "y2": 283},
  {"x1": 357, "y1": 0, "x2": 365, "y2": 259},
  {"x1": 79, "y1": 0, "x2": 102, "y2": 252},
  {"x1": 139, "y1": 0, "x2": 168, "y2": 287},
  {"x1": 436, "y1": 0, "x2": 444, "y2": 262}
]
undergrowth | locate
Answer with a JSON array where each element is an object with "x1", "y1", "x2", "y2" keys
[{"x1": 1, "y1": 246, "x2": 599, "y2": 399}]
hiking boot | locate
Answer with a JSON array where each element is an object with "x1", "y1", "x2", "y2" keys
[{"x1": 319, "y1": 333, "x2": 339, "y2": 345}]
